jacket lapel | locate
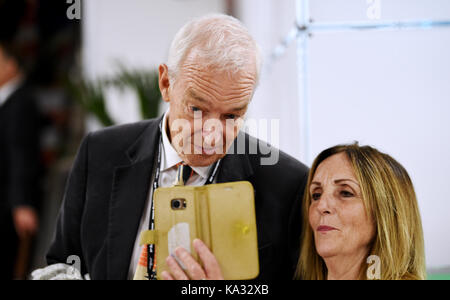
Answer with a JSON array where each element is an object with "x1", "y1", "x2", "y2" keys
[{"x1": 107, "y1": 117, "x2": 162, "y2": 280}]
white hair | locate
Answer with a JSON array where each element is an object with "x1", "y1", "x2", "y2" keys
[{"x1": 167, "y1": 14, "x2": 262, "y2": 84}]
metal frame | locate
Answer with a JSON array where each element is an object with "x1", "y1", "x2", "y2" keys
[{"x1": 269, "y1": 0, "x2": 450, "y2": 164}]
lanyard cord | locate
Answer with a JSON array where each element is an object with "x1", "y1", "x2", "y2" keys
[{"x1": 146, "y1": 121, "x2": 221, "y2": 279}]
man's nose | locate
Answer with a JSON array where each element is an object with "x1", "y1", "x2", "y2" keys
[{"x1": 202, "y1": 119, "x2": 224, "y2": 137}]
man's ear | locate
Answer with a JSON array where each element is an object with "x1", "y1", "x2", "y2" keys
[{"x1": 159, "y1": 64, "x2": 171, "y2": 103}]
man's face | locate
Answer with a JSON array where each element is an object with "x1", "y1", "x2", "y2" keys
[
  {"x1": 0, "y1": 46, "x2": 20, "y2": 87},
  {"x1": 159, "y1": 56, "x2": 257, "y2": 167},
  {"x1": 0, "y1": 47, "x2": 14, "y2": 86}
]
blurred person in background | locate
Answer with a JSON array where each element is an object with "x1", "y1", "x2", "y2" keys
[{"x1": 0, "y1": 0, "x2": 41, "y2": 280}]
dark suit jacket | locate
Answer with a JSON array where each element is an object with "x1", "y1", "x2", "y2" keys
[
  {"x1": 0, "y1": 84, "x2": 41, "y2": 215},
  {"x1": 47, "y1": 116, "x2": 309, "y2": 280},
  {"x1": 0, "y1": 84, "x2": 41, "y2": 278}
]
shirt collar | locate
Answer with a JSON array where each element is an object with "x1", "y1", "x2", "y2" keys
[
  {"x1": 0, "y1": 76, "x2": 23, "y2": 107},
  {"x1": 161, "y1": 109, "x2": 212, "y2": 179}
]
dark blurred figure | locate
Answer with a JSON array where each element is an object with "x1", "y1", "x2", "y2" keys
[
  {"x1": 0, "y1": 0, "x2": 81, "y2": 280},
  {"x1": 0, "y1": 0, "x2": 41, "y2": 280}
]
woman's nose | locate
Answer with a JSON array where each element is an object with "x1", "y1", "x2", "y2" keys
[{"x1": 316, "y1": 194, "x2": 332, "y2": 215}]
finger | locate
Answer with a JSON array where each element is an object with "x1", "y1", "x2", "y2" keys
[
  {"x1": 193, "y1": 239, "x2": 223, "y2": 280},
  {"x1": 161, "y1": 271, "x2": 174, "y2": 280},
  {"x1": 174, "y1": 247, "x2": 207, "y2": 280},
  {"x1": 166, "y1": 255, "x2": 189, "y2": 280}
]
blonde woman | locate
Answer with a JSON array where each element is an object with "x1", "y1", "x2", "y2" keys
[{"x1": 296, "y1": 143, "x2": 425, "y2": 280}]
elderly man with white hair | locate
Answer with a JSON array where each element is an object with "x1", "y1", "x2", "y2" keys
[{"x1": 42, "y1": 14, "x2": 308, "y2": 280}]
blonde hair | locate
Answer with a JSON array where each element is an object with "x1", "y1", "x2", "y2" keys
[{"x1": 295, "y1": 143, "x2": 426, "y2": 280}]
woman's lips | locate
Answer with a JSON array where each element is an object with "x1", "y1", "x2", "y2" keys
[{"x1": 317, "y1": 225, "x2": 338, "y2": 232}]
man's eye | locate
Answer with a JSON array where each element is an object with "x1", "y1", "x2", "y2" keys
[
  {"x1": 311, "y1": 193, "x2": 321, "y2": 201},
  {"x1": 225, "y1": 114, "x2": 237, "y2": 120},
  {"x1": 340, "y1": 190, "x2": 354, "y2": 198},
  {"x1": 191, "y1": 106, "x2": 201, "y2": 112}
]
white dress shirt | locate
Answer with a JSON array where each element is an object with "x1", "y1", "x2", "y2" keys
[
  {"x1": 127, "y1": 110, "x2": 215, "y2": 279},
  {"x1": 0, "y1": 76, "x2": 23, "y2": 107}
]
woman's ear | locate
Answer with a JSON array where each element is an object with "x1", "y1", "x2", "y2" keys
[{"x1": 158, "y1": 64, "x2": 171, "y2": 103}]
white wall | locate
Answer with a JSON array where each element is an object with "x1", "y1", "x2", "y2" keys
[
  {"x1": 235, "y1": 0, "x2": 301, "y2": 159},
  {"x1": 82, "y1": 0, "x2": 226, "y2": 126},
  {"x1": 238, "y1": 0, "x2": 450, "y2": 269}
]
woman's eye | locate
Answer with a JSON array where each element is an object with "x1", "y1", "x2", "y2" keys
[
  {"x1": 311, "y1": 193, "x2": 321, "y2": 201},
  {"x1": 225, "y1": 114, "x2": 237, "y2": 120},
  {"x1": 340, "y1": 190, "x2": 354, "y2": 198}
]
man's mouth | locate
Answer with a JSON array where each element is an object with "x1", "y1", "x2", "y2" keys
[{"x1": 193, "y1": 144, "x2": 222, "y2": 155}]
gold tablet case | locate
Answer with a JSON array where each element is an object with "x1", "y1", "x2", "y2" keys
[{"x1": 140, "y1": 181, "x2": 259, "y2": 280}]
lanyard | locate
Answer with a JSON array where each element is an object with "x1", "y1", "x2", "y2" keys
[{"x1": 146, "y1": 121, "x2": 221, "y2": 279}]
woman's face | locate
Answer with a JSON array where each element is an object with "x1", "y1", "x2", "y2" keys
[{"x1": 309, "y1": 152, "x2": 375, "y2": 260}]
